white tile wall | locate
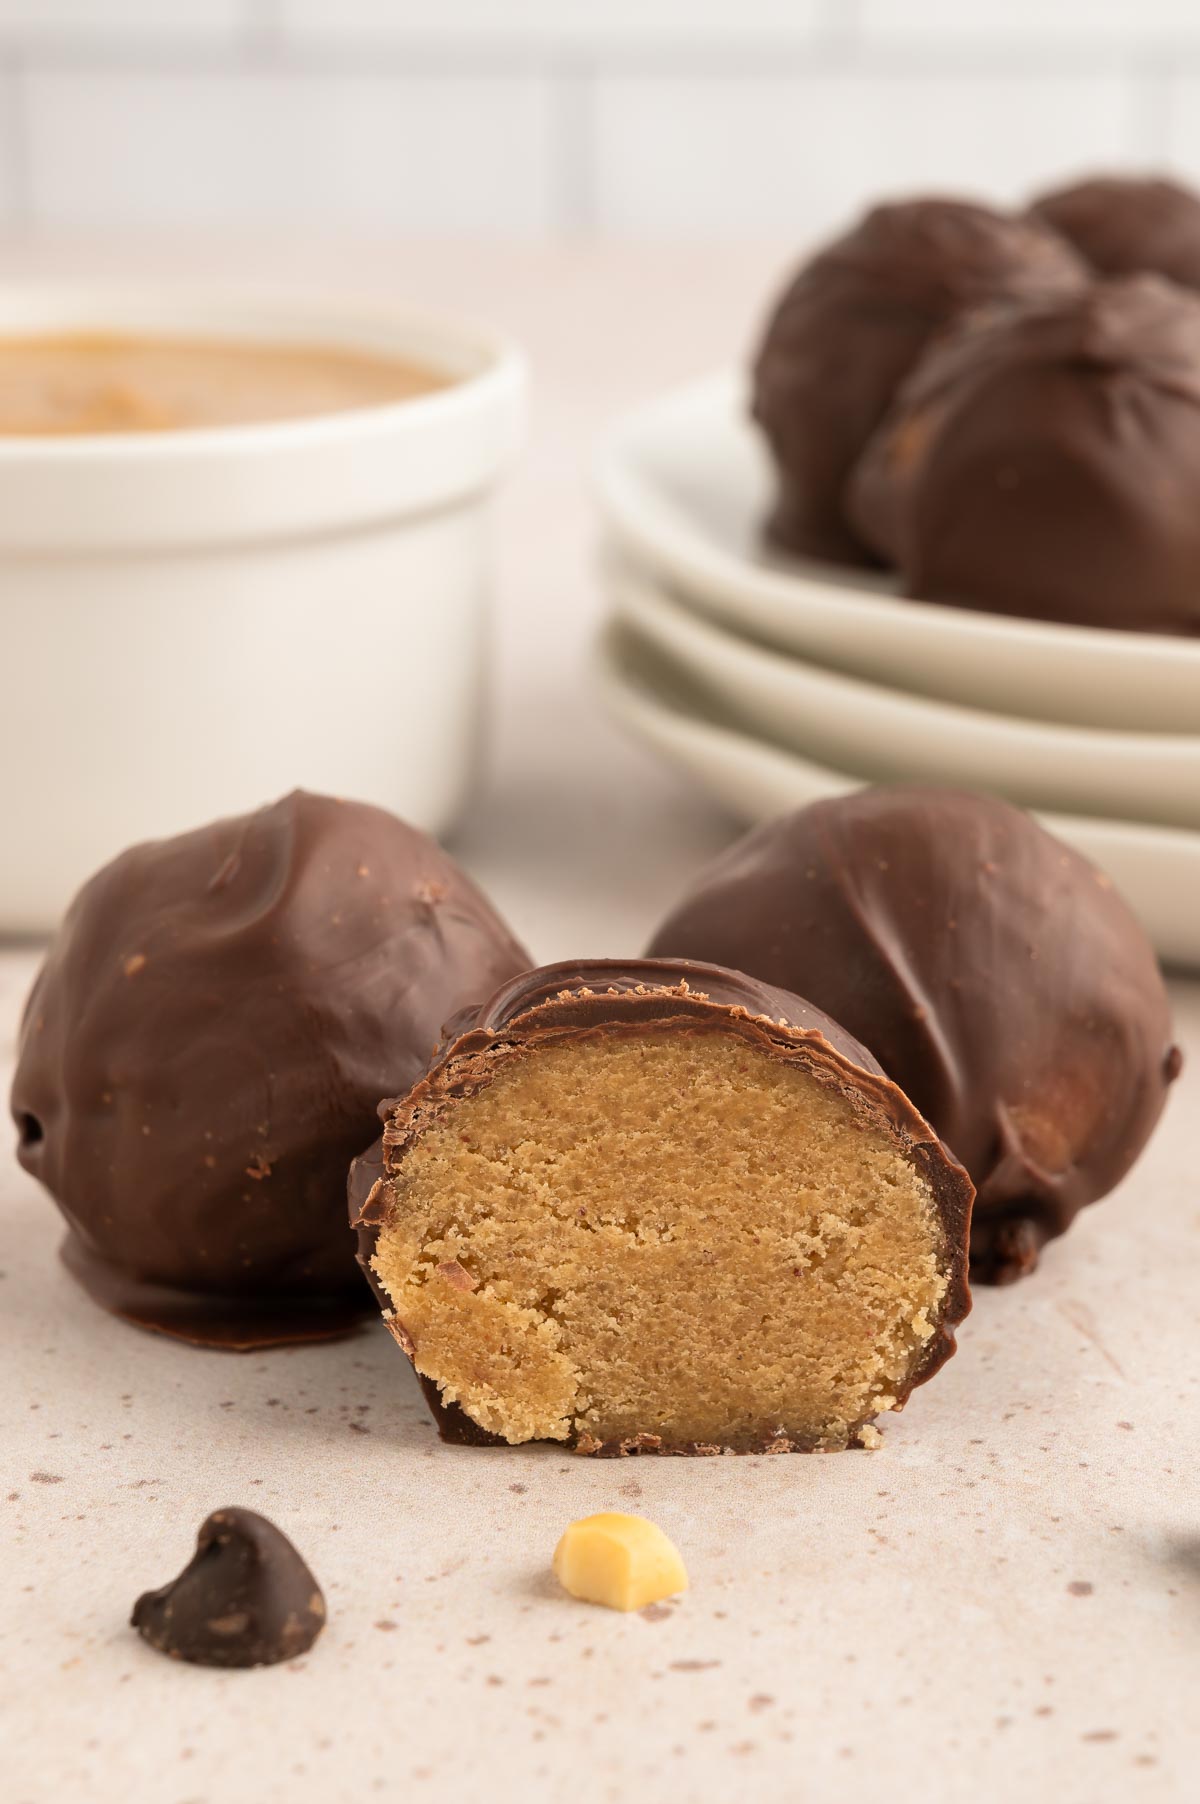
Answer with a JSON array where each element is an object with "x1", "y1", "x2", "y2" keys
[
  {"x1": 279, "y1": 1, "x2": 827, "y2": 49},
  {"x1": 0, "y1": 67, "x2": 17, "y2": 227},
  {"x1": 24, "y1": 70, "x2": 554, "y2": 231},
  {"x1": 2, "y1": 0, "x2": 1200, "y2": 238},
  {"x1": 1163, "y1": 76, "x2": 1200, "y2": 176},
  {"x1": 0, "y1": 1, "x2": 244, "y2": 40},
  {"x1": 591, "y1": 71, "x2": 1136, "y2": 239},
  {"x1": 858, "y1": 1, "x2": 1200, "y2": 48}
]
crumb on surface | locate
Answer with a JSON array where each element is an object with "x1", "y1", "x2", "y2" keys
[{"x1": 553, "y1": 1512, "x2": 688, "y2": 1612}]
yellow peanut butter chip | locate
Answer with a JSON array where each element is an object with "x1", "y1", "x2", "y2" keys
[{"x1": 552, "y1": 1512, "x2": 688, "y2": 1612}]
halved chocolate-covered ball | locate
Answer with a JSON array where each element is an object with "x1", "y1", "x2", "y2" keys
[
  {"x1": 1031, "y1": 173, "x2": 1200, "y2": 289},
  {"x1": 11, "y1": 790, "x2": 530, "y2": 1346},
  {"x1": 351, "y1": 959, "x2": 973, "y2": 1454},
  {"x1": 751, "y1": 196, "x2": 1085, "y2": 564},
  {"x1": 646, "y1": 789, "x2": 1180, "y2": 1284},
  {"x1": 847, "y1": 274, "x2": 1200, "y2": 634}
]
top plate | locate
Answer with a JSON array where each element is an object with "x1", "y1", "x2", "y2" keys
[{"x1": 595, "y1": 370, "x2": 1200, "y2": 735}]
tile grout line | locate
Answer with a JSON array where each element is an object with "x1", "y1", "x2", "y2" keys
[
  {"x1": 5, "y1": 35, "x2": 1200, "y2": 80},
  {"x1": 817, "y1": 0, "x2": 863, "y2": 54},
  {"x1": 547, "y1": 58, "x2": 596, "y2": 234},
  {"x1": 1130, "y1": 59, "x2": 1176, "y2": 163},
  {"x1": 0, "y1": 47, "x2": 32, "y2": 236},
  {"x1": 245, "y1": 0, "x2": 283, "y2": 46}
]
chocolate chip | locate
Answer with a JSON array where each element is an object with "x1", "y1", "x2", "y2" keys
[{"x1": 131, "y1": 1507, "x2": 325, "y2": 1668}]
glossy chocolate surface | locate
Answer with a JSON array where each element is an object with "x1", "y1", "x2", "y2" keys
[
  {"x1": 1031, "y1": 174, "x2": 1200, "y2": 289},
  {"x1": 352, "y1": 957, "x2": 974, "y2": 1450},
  {"x1": 11, "y1": 790, "x2": 530, "y2": 1346},
  {"x1": 751, "y1": 196, "x2": 1085, "y2": 563},
  {"x1": 646, "y1": 790, "x2": 1180, "y2": 1283},
  {"x1": 132, "y1": 1507, "x2": 325, "y2": 1667},
  {"x1": 848, "y1": 274, "x2": 1200, "y2": 633}
]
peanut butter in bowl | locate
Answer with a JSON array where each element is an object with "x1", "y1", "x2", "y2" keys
[{"x1": 0, "y1": 330, "x2": 451, "y2": 436}]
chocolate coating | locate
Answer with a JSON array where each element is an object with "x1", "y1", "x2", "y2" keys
[
  {"x1": 348, "y1": 1136, "x2": 504, "y2": 1446},
  {"x1": 646, "y1": 790, "x2": 1180, "y2": 1284},
  {"x1": 351, "y1": 957, "x2": 974, "y2": 1451},
  {"x1": 11, "y1": 790, "x2": 530, "y2": 1346},
  {"x1": 1031, "y1": 173, "x2": 1200, "y2": 289},
  {"x1": 848, "y1": 274, "x2": 1200, "y2": 633},
  {"x1": 132, "y1": 1507, "x2": 325, "y2": 1667},
  {"x1": 751, "y1": 197, "x2": 1086, "y2": 563}
]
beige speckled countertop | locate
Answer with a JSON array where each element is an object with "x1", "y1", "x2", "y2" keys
[{"x1": 3, "y1": 241, "x2": 1198, "y2": 1804}]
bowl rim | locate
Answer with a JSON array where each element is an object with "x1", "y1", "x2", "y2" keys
[{"x1": 0, "y1": 282, "x2": 527, "y2": 462}]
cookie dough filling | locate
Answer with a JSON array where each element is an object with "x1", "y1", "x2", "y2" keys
[{"x1": 359, "y1": 964, "x2": 973, "y2": 1455}]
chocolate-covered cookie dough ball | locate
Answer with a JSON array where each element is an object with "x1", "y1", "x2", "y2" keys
[
  {"x1": 1031, "y1": 173, "x2": 1200, "y2": 289},
  {"x1": 751, "y1": 197, "x2": 1085, "y2": 563},
  {"x1": 848, "y1": 275, "x2": 1200, "y2": 633},
  {"x1": 11, "y1": 791, "x2": 530, "y2": 1346},
  {"x1": 646, "y1": 788, "x2": 1180, "y2": 1284}
]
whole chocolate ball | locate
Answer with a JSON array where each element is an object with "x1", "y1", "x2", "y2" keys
[
  {"x1": 646, "y1": 787, "x2": 1180, "y2": 1284},
  {"x1": 1031, "y1": 173, "x2": 1200, "y2": 289},
  {"x1": 751, "y1": 197, "x2": 1085, "y2": 564},
  {"x1": 848, "y1": 274, "x2": 1200, "y2": 633},
  {"x1": 10, "y1": 791, "x2": 530, "y2": 1344}
]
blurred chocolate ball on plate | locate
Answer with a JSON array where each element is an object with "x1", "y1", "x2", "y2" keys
[
  {"x1": 751, "y1": 196, "x2": 1086, "y2": 564},
  {"x1": 1031, "y1": 172, "x2": 1200, "y2": 289},
  {"x1": 848, "y1": 274, "x2": 1200, "y2": 634}
]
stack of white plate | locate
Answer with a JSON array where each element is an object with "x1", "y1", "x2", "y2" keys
[{"x1": 593, "y1": 370, "x2": 1200, "y2": 968}]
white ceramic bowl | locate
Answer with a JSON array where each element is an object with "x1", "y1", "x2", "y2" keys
[
  {"x1": 0, "y1": 288, "x2": 526, "y2": 931},
  {"x1": 593, "y1": 620, "x2": 1200, "y2": 971},
  {"x1": 606, "y1": 557, "x2": 1200, "y2": 832},
  {"x1": 595, "y1": 370, "x2": 1200, "y2": 735}
]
